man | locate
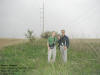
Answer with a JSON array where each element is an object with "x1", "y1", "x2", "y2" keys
[
  {"x1": 59, "y1": 30, "x2": 69, "y2": 63},
  {"x1": 47, "y1": 31, "x2": 57, "y2": 63}
]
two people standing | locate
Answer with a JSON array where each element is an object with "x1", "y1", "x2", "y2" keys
[{"x1": 47, "y1": 30, "x2": 69, "y2": 63}]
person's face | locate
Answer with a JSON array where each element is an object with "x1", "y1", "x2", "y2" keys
[
  {"x1": 52, "y1": 32, "x2": 56, "y2": 37},
  {"x1": 61, "y1": 31, "x2": 65, "y2": 36}
]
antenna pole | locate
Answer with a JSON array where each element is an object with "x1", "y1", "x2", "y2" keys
[
  {"x1": 43, "y1": 0, "x2": 45, "y2": 32},
  {"x1": 40, "y1": 0, "x2": 45, "y2": 33}
]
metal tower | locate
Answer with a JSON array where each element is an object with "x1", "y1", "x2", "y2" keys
[{"x1": 40, "y1": 0, "x2": 45, "y2": 33}]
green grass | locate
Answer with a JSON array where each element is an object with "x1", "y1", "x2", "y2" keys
[{"x1": 0, "y1": 39, "x2": 100, "y2": 75}]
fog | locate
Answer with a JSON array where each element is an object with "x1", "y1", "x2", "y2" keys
[{"x1": 0, "y1": 0, "x2": 100, "y2": 38}]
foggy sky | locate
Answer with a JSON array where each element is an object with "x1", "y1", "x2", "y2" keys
[{"x1": 0, "y1": 0, "x2": 100, "y2": 38}]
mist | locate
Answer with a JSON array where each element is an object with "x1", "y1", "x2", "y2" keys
[{"x1": 0, "y1": 0, "x2": 100, "y2": 38}]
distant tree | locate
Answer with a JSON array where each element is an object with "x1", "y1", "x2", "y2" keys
[
  {"x1": 41, "y1": 31, "x2": 51, "y2": 39},
  {"x1": 25, "y1": 29, "x2": 35, "y2": 42},
  {"x1": 41, "y1": 31, "x2": 58, "y2": 39}
]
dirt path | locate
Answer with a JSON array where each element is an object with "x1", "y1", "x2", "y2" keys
[{"x1": 0, "y1": 38, "x2": 26, "y2": 49}]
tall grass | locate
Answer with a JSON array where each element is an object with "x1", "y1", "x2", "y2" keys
[{"x1": 0, "y1": 39, "x2": 100, "y2": 75}]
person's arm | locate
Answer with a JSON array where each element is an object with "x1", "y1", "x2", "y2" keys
[
  {"x1": 63, "y1": 38, "x2": 67, "y2": 50},
  {"x1": 55, "y1": 37, "x2": 58, "y2": 44},
  {"x1": 64, "y1": 36, "x2": 69, "y2": 50},
  {"x1": 65, "y1": 36, "x2": 69, "y2": 49},
  {"x1": 66, "y1": 36, "x2": 69, "y2": 48}
]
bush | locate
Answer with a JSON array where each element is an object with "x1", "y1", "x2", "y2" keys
[
  {"x1": 41, "y1": 31, "x2": 58, "y2": 39},
  {"x1": 41, "y1": 31, "x2": 51, "y2": 39},
  {"x1": 25, "y1": 29, "x2": 35, "y2": 42}
]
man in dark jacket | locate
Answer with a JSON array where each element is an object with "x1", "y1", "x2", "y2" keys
[{"x1": 58, "y1": 30, "x2": 69, "y2": 63}]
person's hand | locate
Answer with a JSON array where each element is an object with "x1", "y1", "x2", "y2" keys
[{"x1": 64, "y1": 46, "x2": 67, "y2": 50}]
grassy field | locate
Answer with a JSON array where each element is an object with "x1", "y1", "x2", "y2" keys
[{"x1": 0, "y1": 39, "x2": 100, "y2": 75}]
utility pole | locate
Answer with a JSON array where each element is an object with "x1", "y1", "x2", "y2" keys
[{"x1": 40, "y1": 0, "x2": 45, "y2": 33}]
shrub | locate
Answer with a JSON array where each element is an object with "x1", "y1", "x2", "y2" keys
[
  {"x1": 41, "y1": 31, "x2": 51, "y2": 39},
  {"x1": 25, "y1": 29, "x2": 35, "y2": 42},
  {"x1": 41, "y1": 31, "x2": 58, "y2": 39}
]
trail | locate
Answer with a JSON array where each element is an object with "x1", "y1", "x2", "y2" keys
[{"x1": 0, "y1": 38, "x2": 26, "y2": 49}]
